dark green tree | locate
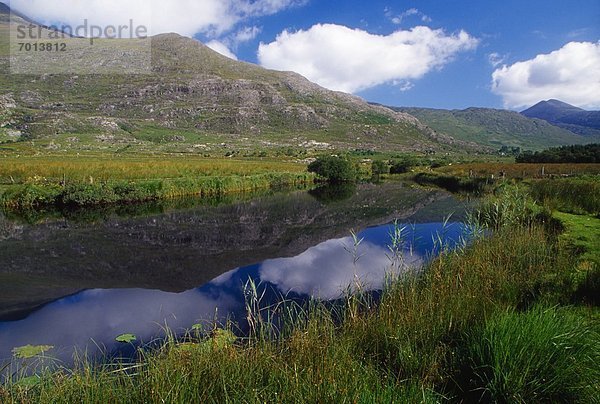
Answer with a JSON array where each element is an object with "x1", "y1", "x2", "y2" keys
[{"x1": 308, "y1": 156, "x2": 357, "y2": 183}]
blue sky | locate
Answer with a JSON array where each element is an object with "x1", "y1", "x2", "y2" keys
[
  {"x1": 201, "y1": 0, "x2": 600, "y2": 110},
  {"x1": 11, "y1": 0, "x2": 600, "y2": 110}
]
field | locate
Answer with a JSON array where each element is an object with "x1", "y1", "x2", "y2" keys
[
  {"x1": 436, "y1": 162, "x2": 600, "y2": 178},
  {"x1": 0, "y1": 155, "x2": 308, "y2": 184},
  {"x1": 0, "y1": 154, "x2": 314, "y2": 210}
]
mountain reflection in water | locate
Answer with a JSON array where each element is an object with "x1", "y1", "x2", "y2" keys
[{"x1": 0, "y1": 183, "x2": 473, "y2": 366}]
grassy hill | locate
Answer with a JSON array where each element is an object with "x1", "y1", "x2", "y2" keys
[{"x1": 393, "y1": 106, "x2": 594, "y2": 151}]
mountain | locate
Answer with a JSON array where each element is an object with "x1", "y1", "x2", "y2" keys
[
  {"x1": 521, "y1": 100, "x2": 600, "y2": 138},
  {"x1": 0, "y1": 3, "x2": 470, "y2": 153},
  {"x1": 390, "y1": 106, "x2": 592, "y2": 150}
]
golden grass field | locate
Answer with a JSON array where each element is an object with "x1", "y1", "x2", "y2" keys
[
  {"x1": 0, "y1": 155, "x2": 307, "y2": 185},
  {"x1": 437, "y1": 163, "x2": 600, "y2": 178}
]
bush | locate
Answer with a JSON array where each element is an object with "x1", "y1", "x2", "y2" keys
[
  {"x1": 308, "y1": 156, "x2": 357, "y2": 183},
  {"x1": 389, "y1": 156, "x2": 419, "y2": 174},
  {"x1": 371, "y1": 160, "x2": 389, "y2": 176}
]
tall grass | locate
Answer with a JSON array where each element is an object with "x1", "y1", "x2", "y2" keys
[
  {"x1": 530, "y1": 177, "x2": 600, "y2": 216},
  {"x1": 437, "y1": 163, "x2": 600, "y2": 179},
  {"x1": 0, "y1": 156, "x2": 307, "y2": 184},
  {"x1": 451, "y1": 306, "x2": 599, "y2": 402}
]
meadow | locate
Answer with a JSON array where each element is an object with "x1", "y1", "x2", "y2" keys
[
  {"x1": 2, "y1": 174, "x2": 598, "y2": 403},
  {"x1": 436, "y1": 162, "x2": 600, "y2": 178},
  {"x1": 0, "y1": 155, "x2": 308, "y2": 184},
  {"x1": 0, "y1": 154, "x2": 314, "y2": 209}
]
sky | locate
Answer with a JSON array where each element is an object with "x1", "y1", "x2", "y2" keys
[{"x1": 8, "y1": 0, "x2": 600, "y2": 110}]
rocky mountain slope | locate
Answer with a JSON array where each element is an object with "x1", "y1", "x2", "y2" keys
[{"x1": 0, "y1": 3, "x2": 468, "y2": 154}]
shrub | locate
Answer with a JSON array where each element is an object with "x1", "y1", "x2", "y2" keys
[
  {"x1": 308, "y1": 156, "x2": 357, "y2": 183},
  {"x1": 371, "y1": 160, "x2": 389, "y2": 176}
]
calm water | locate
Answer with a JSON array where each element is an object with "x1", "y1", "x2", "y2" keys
[{"x1": 0, "y1": 182, "x2": 472, "y2": 367}]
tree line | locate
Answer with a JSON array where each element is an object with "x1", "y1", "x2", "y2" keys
[{"x1": 516, "y1": 144, "x2": 600, "y2": 164}]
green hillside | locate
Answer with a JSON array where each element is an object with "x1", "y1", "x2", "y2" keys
[{"x1": 394, "y1": 106, "x2": 594, "y2": 151}]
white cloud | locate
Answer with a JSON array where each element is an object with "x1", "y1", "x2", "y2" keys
[
  {"x1": 492, "y1": 41, "x2": 600, "y2": 109},
  {"x1": 259, "y1": 236, "x2": 422, "y2": 300},
  {"x1": 9, "y1": 0, "x2": 303, "y2": 37},
  {"x1": 258, "y1": 24, "x2": 478, "y2": 93},
  {"x1": 488, "y1": 52, "x2": 505, "y2": 67},
  {"x1": 386, "y1": 8, "x2": 431, "y2": 25},
  {"x1": 206, "y1": 40, "x2": 238, "y2": 60},
  {"x1": 233, "y1": 26, "x2": 262, "y2": 44}
]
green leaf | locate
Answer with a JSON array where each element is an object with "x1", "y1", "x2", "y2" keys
[
  {"x1": 115, "y1": 333, "x2": 137, "y2": 343},
  {"x1": 12, "y1": 345, "x2": 54, "y2": 359}
]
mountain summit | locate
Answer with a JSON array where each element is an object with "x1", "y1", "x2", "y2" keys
[
  {"x1": 521, "y1": 100, "x2": 585, "y2": 122},
  {"x1": 522, "y1": 100, "x2": 600, "y2": 137}
]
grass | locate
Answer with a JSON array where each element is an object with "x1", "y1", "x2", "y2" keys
[
  {"x1": 555, "y1": 212, "x2": 600, "y2": 265},
  {"x1": 0, "y1": 155, "x2": 314, "y2": 209},
  {"x1": 436, "y1": 162, "x2": 600, "y2": 179},
  {"x1": 0, "y1": 173, "x2": 314, "y2": 209},
  {"x1": 451, "y1": 306, "x2": 599, "y2": 402},
  {"x1": 529, "y1": 176, "x2": 600, "y2": 216},
  {"x1": 0, "y1": 155, "x2": 307, "y2": 184},
  {"x1": 2, "y1": 181, "x2": 599, "y2": 403}
]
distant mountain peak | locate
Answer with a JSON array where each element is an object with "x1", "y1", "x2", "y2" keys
[
  {"x1": 528, "y1": 99, "x2": 585, "y2": 112},
  {"x1": 522, "y1": 99, "x2": 585, "y2": 120},
  {"x1": 521, "y1": 100, "x2": 600, "y2": 135}
]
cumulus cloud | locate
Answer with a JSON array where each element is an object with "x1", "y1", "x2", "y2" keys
[
  {"x1": 258, "y1": 24, "x2": 478, "y2": 93},
  {"x1": 492, "y1": 41, "x2": 600, "y2": 109},
  {"x1": 9, "y1": 0, "x2": 303, "y2": 37},
  {"x1": 206, "y1": 40, "x2": 238, "y2": 60}
]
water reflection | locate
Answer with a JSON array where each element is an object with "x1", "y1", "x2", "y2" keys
[{"x1": 0, "y1": 220, "x2": 467, "y2": 366}]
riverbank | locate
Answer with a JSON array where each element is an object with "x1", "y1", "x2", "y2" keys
[
  {"x1": 0, "y1": 155, "x2": 314, "y2": 210},
  {"x1": 2, "y1": 175, "x2": 598, "y2": 402}
]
